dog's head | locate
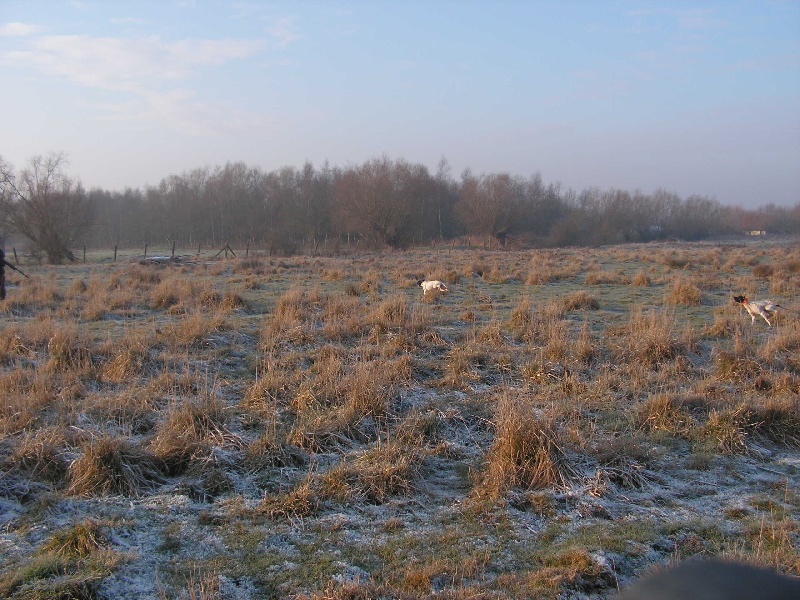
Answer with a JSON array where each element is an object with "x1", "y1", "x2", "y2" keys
[
  {"x1": 733, "y1": 295, "x2": 747, "y2": 304},
  {"x1": 416, "y1": 280, "x2": 424, "y2": 287}
]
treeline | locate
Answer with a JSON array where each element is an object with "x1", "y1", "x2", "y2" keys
[{"x1": 38, "y1": 156, "x2": 800, "y2": 252}]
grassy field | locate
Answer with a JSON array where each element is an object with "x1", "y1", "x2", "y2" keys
[{"x1": 0, "y1": 239, "x2": 798, "y2": 599}]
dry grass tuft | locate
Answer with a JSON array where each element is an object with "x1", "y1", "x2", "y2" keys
[
  {"x1": 612, "y1": 306, "x2": 695, "y2": 367},
  {"x1": 163, "y1": 310, "x2": 227, "y2": 348},
  {"x1": 475, "y1": 392, "x2": 573, "y2": 501},
  {"x1": 631, "y1": 269, "x2": 651, "y2": 286},
  {"x1": 126, "y1": 265, "x2": 162, "y2": 286},
  {"x1": 713, "y1": 349, "x2": 765, "y2": 383},
  {"x1": 584, "y1": 270, "x2": 625, "y2": 285},
  {"x1": 43, "y1": 518, "x2": 108, "y2": 558},
  {"x1": 563, "y1": 290, "x2": 599, "y2": 311},
  {"x1": 663, "y1": 252, "x2": 691, "y2": 269},
  {"x1": 704, "y1": 307, "x2": 739, "y2": 338},
  {"x1": 101, "y1": 338, "x2": 149, "y2": 382},
  {"x1": 443, "y1": 344, "x2": 486, "y2": 388},
  {"x1": 664, "y1": 276, "x2": 703, "y2": 306},
  {"x1": 589, "y1": 435, "x2": 655, "y2": 493},
  {"x1": 84, "y1": 388, "x2": 160, "y2": 435},
  {"x1": 633, "y1": 393, "x2": 694, "y2": 437},
  {"x1": 290, "y1": 359, "x2": 394, "y2": 452},
  {"x1": 484, "y1": 263, "x2": 511, "y2": 283},
  {"x1": 508, "y1": 298, "x2": 534, "y2": 332},
  {"x1": 752, "y1": 263, "x2": 774, "y2": 279},
  {"x1": 258, "y1": 474, "x2": 320, "y2": 519},
  {"x1": 745, "y1": 396, "x2": 800, "y2": 447},
  {"x1": 321, "y1": 437, "x2": 424, "y2": 504},
  {"x1": 149, "y1": 395, "x2": 241, "y2": 475},
  {"x1": 369, "y1": 295, "x2": 410, "y2": 331},
  {"x1": 46, "y1": 326, "x2": 93, "y2": 374},
  {"x1": 9, "y1": 427, "x2": 69, "y2": 484},
  {"x1": 693, "y1": 405, "x2": 750, "y2": 454},
  {"x1": 67, "y1": 436, "x2": 164, "y2": 497}
]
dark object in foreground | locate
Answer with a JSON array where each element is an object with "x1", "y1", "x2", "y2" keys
[
  {"x1": 617, "y1": 557, "x2": 800, "y2": 600},
  {"x1": 1, "y1": 248, "x2": 29, "y2": 300}
]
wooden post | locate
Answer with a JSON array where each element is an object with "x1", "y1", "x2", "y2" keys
[
  {"x1": 13, "y1": 248, "x2": 18, "y2": 264},
  {"x1": 198, "y1": 243, "x2": 201, "y2": 256},
  {"x1": 144, "y1": 244, "x2": 148, "y2": 258},
  {"x1": 114, "y1": 245, "x2": 117, "y2": 262},
  {"x1": 83, "y1": 245, "x2": 86, "y2": 263},
  {"x1": 246, "y1": 241, "x2": 250, "y2": 257},
  {"x1": 171, "y1": 240, "x2": 176, "y2": 258}
]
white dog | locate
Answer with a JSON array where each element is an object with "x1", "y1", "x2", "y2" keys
[
  {"x1": 733, "y1": 295, "x2": 783, "y2": 326},
  {"x1": 417, "y1": 280, "x2": 449, "y2": 295}
]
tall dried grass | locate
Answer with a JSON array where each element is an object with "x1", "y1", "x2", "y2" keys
[
  {"x1": 67, "y1": 435, "x2": 164, "y2": 497},
  {"x1": 149, "y1": 394, "x2": 241, "y2": 475},
  {"x1": 475, "y1": 391, "x2": 574, "y2": 502},
  {"x1": 612, "y1": 306, "x2": 696, "y2": 367},
  {"x1": 633, "y1": 393, "x2": 694, "y2": 437},
  {"x1": 2, "y1": 242, "x2": 799, "y2": 598},
  {"x1": 320, "y1": 437, "x2": 424, "y2": 504},
  {"x1": 46, "y1": 326, "x2": 93, "y2": 374},
  {"x1": 664, "y1": 276, "x2": 703, "y2": 306},
  {"x1": 8, "y1": 426, "x2": 69, "y2": 484},
  {"x1": 290, "y1": 359, "x2": 394, "y2": 452}
]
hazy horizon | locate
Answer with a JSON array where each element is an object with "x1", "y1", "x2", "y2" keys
[{"x1": 1, "y1": 1, "x2": 798, "y2": 208}]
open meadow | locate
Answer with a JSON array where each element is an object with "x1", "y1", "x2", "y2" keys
[{"x1": 1, "y1": 238, "x2": 799, "y2": 599}]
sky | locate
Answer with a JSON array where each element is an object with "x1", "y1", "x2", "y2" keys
[{"x1": 1, "y1": 1, "x2": 798, "y2": 208}]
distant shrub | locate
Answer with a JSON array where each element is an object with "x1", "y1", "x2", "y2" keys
[
  {"x1": 631, "y1": 270, "x2": 651, "y2": 286},
  {"x1": 563, "y1": 290, "x2": 599, "y2": 311},
  {"x1": 584, "y1": 270, "x2": 619, "y2": 285},
  {"x1": 665, "y1": 277, "x2": 702, "y2": 306},
  {"x1": 752, "y1": 263, "x2": 774, "y2": 279}
]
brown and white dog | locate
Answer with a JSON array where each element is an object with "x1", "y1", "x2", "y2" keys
[
  {"x1": 417, "y1": 280, "x2": 449, "y2": 296},
  {"x1": 733, "y1": 295, "x2": 783, "y2": 326}
]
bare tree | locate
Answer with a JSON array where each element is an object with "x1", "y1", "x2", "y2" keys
[
  {"x1": 456, "y1": 171, "x2": 524, "y2": 246},
  {"x1": 0, "y1": 153, "x2": 93, "y2": 264},
  {"x1": 333, "y1": 157, "x2": 430, "y2": 249}
]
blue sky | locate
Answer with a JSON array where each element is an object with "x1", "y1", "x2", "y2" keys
[{"x1": 1, "y1": 0, "x2": 798, "y2": 208}]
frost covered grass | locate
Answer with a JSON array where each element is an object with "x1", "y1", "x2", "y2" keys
[{"x1": 0, "y1": 239, "x2": 799, "y2": 599}]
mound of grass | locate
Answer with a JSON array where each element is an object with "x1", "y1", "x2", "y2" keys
[
  {"x1": 474, "y1": 392, "x2": 576, "y2": 502},
  {"x1": 67, "y1": 436, "x2": 165, "y2": 497}
]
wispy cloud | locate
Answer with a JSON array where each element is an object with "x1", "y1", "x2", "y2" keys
[
  {"x1": 110, "y1": 17, "x2": 147, "y2": 25},
  {"x1": 626, "y1": 6, "x2": 724, "y2": 32},
  {"x1": 2, "y1": 33, "x2": 267, "y2": 133},
  {"x1": 6, "y1": 35, "x2": 265, "y2": 92},
  {"x1": 0, "y1": 22, "x2": 41, "y2": 36},
  {"x1": 725, "y1": 53, "x2": 800, "y2": 73},
  {"x1": 265, "y1": 16, "x2": 300, "y2": 47}
]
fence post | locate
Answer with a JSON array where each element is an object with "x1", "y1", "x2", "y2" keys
[
  {"x1": 114, "y1": 245, "x2": 117, "y2": 262},
  {"x1": 171, "y1": 240, "x2": 176, "y2": 258},
  {"x1": 83, "y1": 245, "x2": 86, "y2": 263},
  {"x1": 144, "y1": 244, "x2": 148, "y2": 258}
]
